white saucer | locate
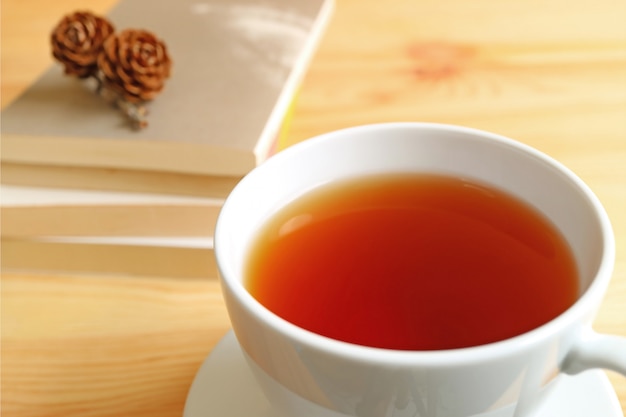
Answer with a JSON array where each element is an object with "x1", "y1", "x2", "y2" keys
[{"x1": 183, "y1": 331, "x2": 623, "y2": 417}]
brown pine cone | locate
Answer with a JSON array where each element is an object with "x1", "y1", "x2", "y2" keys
[
  {"x1": 51, "y1": 11, "x2": 115, "y2": 78},
  {"x1": 97, "y1": 29, "x2": 172, "y2": 103}
]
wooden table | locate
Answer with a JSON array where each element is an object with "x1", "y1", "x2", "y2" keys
[{"x1": 2, "y1": 0, "x2": 625, "y2": 415}]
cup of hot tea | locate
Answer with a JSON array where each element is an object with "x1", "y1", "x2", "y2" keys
[{"x1": 214, "y1": 123, "x2": 625, "y2": 417}]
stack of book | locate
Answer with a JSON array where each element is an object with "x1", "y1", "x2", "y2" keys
[{"x1": 1, "y1": 0, "x2": 334, "y2": 278}]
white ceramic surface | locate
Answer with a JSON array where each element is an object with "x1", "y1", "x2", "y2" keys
[
  {"x1": 214, "y1": 123, "x2": 626, "y2": 417},
  {"x1": 183, "y1": 331, "x2": 623, "y2": 417}
]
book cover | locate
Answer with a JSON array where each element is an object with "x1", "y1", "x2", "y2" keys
[
  {"x1": 1, "y1": 0, "x2": 333, "y2": 177},
  {"x1": 1, "y1": 163, "x2": 242, "y2": 197},
  {"x1": 1, "y1": 237, "x2": 217, "y2": 279},
  {"x1": 1, "y1": 185, "x2": 223, "y2": 238}
]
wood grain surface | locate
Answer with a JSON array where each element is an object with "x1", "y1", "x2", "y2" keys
[{"x1": 2, "y1": 0, "x2": 625, "y2": 415}]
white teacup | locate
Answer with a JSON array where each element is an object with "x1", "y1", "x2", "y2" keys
[{"x1": 214, "y1": 123, "x2": 626, "y2": 417}]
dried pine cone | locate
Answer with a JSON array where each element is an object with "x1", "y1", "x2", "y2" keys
[
  {"x1": 51, "y1": 11, "x2": 115, "y2": 78},
  {"x1": 98, "y1": 29, "x2": 172, "y2": 103}
]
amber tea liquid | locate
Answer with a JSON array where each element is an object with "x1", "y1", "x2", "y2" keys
[{"x1": 245, "y1": 174, "x2": 578, "y2": 350}]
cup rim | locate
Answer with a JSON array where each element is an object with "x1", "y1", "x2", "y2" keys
[{"x1": 215, "y1": 122, "x2": 616, "y2": 367}]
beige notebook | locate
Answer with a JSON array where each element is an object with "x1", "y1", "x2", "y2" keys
[
  {"x1": 1, "y1": 0, "x2": 333, "y2": 177},
  {"x1": 1, "y1": 237, "x2": 218, "y2": 279},
  {"x1": 1, "y1": 185, "x2": 223, "y2": 238}
]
